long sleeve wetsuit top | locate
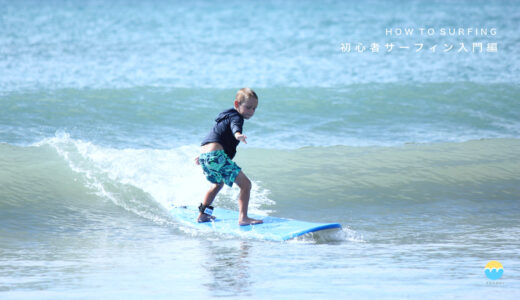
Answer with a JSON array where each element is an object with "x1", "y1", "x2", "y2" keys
[{"x1": 201, "y1": 108, "x2": 244, "y2": 159}]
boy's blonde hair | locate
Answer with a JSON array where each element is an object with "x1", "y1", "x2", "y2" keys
[{"x1": 235, "y1": 88, "x2": 258, "y2": 104}]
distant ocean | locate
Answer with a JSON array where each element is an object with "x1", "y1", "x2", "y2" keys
[{"x1": 1, "y1": 0, "x2": 519, "y2": 299}]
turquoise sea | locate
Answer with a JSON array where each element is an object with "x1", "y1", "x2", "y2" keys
[{"x1": 1, "y1": 0, "x2": 519, "y2": 299}]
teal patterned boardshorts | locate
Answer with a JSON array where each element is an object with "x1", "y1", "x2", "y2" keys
[{"x1": 199, "y1": 150, "x2": 241, "y2": 187}]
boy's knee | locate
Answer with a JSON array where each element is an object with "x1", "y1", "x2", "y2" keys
[
  {"x1": 241, "y1": 177, "x2": 252, "y2": 191},
  {"x1": 211, "y1": 183, "x2": 224, "y2": 191}
]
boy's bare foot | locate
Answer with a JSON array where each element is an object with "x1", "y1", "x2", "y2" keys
[
  {"x1": 197, "y1": 213, "x2": 216, "y2": 223},
  {"x1": 239, "y1": 217, "x2": 263, "y2": 226}
]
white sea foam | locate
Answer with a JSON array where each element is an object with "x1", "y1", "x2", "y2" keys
[{"x1": 37, "y1": 132, "x2": 275, "y2": 220}]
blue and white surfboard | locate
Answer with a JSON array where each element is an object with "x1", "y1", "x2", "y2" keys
[{"x1": 169, "y1": 206, "x2": 342, "y2": 241}]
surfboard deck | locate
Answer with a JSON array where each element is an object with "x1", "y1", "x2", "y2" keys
[{"x1": 169, "y1": 206, "x2": 342, "y2": 241}]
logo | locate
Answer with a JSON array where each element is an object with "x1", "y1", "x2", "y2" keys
[{"x1": 485, "y1": 261, "x2": 504, "y2": 280}]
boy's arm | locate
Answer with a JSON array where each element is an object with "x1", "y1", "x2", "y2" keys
[
  {"x1": 230, "y1": 114, "x2": 246, "y2": 143},
  {"x1": 234, "y1": 132, "x2": 247, "y2": 144}
]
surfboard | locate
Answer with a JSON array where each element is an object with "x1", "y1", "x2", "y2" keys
[{"x1": 169, "y1": 205, "x2": 342, "y2": 241}]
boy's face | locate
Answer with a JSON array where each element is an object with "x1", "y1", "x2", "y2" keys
[{"x1": 235, "y1": 97, "x2": 258, "y2": 120}]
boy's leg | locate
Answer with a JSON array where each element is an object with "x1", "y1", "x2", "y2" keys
[
  {"x1": 234, "y1": 171, "x2": 263, "y2": 226},
  {"x1": 198, "y1": 183, "x2": 224, "y2": 223}
]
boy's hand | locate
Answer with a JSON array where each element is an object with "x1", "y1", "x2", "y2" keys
[
  {"x1": 235, "y1": 132, "x2": 247, "y2": 144},
  {"x1": 194, "y1": 156, "x2": 200, "y2": 165}
]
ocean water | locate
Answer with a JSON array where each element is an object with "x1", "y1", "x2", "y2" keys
[{"x1": 1, "y1": 0, "x2": 519, "y2": 299}]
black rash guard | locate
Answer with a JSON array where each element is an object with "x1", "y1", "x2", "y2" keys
[{"x1": 201, "y1": 108, "x2": 244, "y2": 159}]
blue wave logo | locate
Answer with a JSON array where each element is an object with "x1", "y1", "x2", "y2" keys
[{"x1": 485, "y1": 261, "x2": 504, "y2": 280}]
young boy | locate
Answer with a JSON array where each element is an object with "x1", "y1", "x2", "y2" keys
[{"x1": 195, "y1": 88, "x2": 263, "y2": 226}]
